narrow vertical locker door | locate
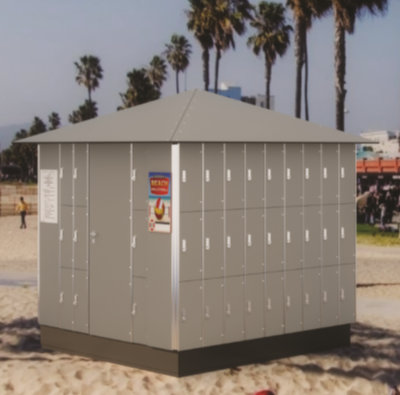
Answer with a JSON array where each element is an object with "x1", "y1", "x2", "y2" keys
[
  {"x1": 285, "y1": 144, "x2": 303, "y2": 207},
  {"x1": 132, "y1": 210, "x2": 148, "y2": 278},
  {"x1": 285, "y1": 270, "x2": 303, "y2": 334},
  {"x1": 59, "y1": 268, "x2": 73, "y2": 330},
  {"x1": 322, "y1": 144, "x2": 339, "y2": 205},
  {"x1": 180, "y1": 143, "x2": 202, "y2": 212},
  {"x1": 179, "y1": 280, "x2": 203, "y2": 350},
  {"x1": 303, "y1": 144, "x2": 321, "y2": 206},
  {"x1": 246, "y1": 209, "x2": 264, "y2": 275},
  {"x1": 265, "y1": 144, "x2": 284, "y2": 208},
  {"x1": 132, "y1": 276, "x2": 147, "y2": 345},
  {"x1": 321, "y1": 266, "x2": 339, "y2": 327},
  {"x1": 246, "y1": 143, "x2": 264, "y2": 209},
  {"x1": 204, "y1": 143, "x2": 224, "y2": 211},
  {"x1": 285, "y1": 207, "x2": 303, "y2": 271},
  {"x1": 225, "y1": 143, "x2": 244, "y2": 210},
  {"x1": 203, "y1": 278, "x2": 224, "y2": 347},
  {"x1": 224, "y1": 276, "x2": 245, "y2": 343},
  {"x1": 303, "y1": 206, "x2": 321, "y2": 268},
  {"x1": 265, "y1": 208, "x2": 284, "y2": 272},
  {"x1": 180, "y1": 212, "x2": 202, "y2": 281},
  {"x1": 204, "y1": 211, "x2": 224, "y2": 279},
  {"x1": 303, "y1": 268, "x2": 321, "y2": 331},
  {"x1": 60, "y1": 144, "x2": 73, "y2": 207},
  {"x1": 72, "y1": 270, "x2": 88, "y2": 333},
  {"x1": 265, "y1": 272, "x2": 284, "y2": 336},
  {"x1": 73, "y1": 144, "x2": 88, "y2": 207},
  {"x1": 225, "y1": 210, "x2": 244, "y2": 277},
  {"x1": 339, "y1": 264, "x2": 356, "y2": 324},
  {"x1": 339, "y1": 204, "x2": 356, "y2": 264},
  {"x1": 339, "y1": 144, "x2": 356, "y2": 204},
  {"x1": 322, "y1": 205, "x2": 339, "y2": 267},
  {"x1": 245, "y1": 274, "x2": 264, "y2": 340}
]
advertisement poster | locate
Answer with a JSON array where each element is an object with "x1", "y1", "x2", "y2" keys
[
  {"x1": 40, "y1": 169, "x2": 58, "y2": 224},
  {"x1": 148, "y1": 172, "x2": 171, "y2": 233}
]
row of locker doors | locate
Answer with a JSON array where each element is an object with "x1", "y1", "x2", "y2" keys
[
  {"x1": 180, "y1": 143, "x2": 355, "y2": 211},
  {"x1": 179, "y1": 265, "x2": 355, "y2": 350}
]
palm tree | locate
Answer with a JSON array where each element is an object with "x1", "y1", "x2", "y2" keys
[
  {"x1": 332, "y1": 0, "x2": 387, "y2": 131},
  {"x1": 146, "y1": 55, "x2": 168, "y2": 91},
  {"x1": 287, "y1": 0, "x2": 331, "y2": 120},
  {"x1": 210, "y1": 0, "x2": 253, "y2": 93},
  {"x1": 69, "y1": 100, "x2": 98, "y2": 124},
  {"x1": 164, "y1": 34, "x2": 192, "y2": 93},
  {"x1": 48, "y1": 112, "x2": 61, "y2": 130},
  {"x1": 248, "y1": 2, "x2": 292, "y2": 109},
  {"x1": 74, "y1": 55, "x2": 103, "y2": 103},
  {"x1": 186, "y1": 0, "x2": 214, "y2": 91}
]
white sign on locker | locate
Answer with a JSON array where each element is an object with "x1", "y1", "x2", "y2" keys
[{"x1": 40, "y1": 169, "x2": 58, "y2": 224}]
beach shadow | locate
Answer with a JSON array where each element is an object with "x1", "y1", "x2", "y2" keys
[{"x1": 283, "y1": 322, "x2": 400, "y2": 390}]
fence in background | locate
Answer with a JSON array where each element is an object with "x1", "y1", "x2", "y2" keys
[{"x1": 0, "y1": 185, "x2": 37, "y2": 216}]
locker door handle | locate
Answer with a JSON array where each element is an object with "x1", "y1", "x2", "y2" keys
[
  {"x1": 205, "y1": 237, "x2": 210, "y2": 250},
  {"x1": 205, "y1": 169, "x2": 210, "y2": 182},
  {"x1": 247, "y1": 301, "x2": 252, "y2": 313},
  {"x1": 132, "y1": 235, "x2": 137, "y2": 249},
  {"x1": 247, "y1": 169, "x2": 252, "y2": 181},
  {"x1": 305, "y1": 293, "x2": 310, "y2": 305},
  {"x1": 132, "y1": 303, "x2": 136, "y2": 316},
  {"x1": 341, "y1": 227, "x2": 345, "y2": 239},
  {"x1": 323, "y1": 291, "x2": 328, "y2": 303},
  {"x1": 182, "y1": 170, "x2": 187, "y2": 183},
  {"x1": 305, "y1": 229, "x2": 310, "y2": 242},
  {"x1": 286, "y1": 296, "x2": 291, "y2": 308},
  {"x1": 59, "y1": 292, "x2": 64, "y2": 304},
  {"x1": 286, "y1": 231, "x2": 291, "y2": 244},
  {"x1": 341, "y1": 167, "x2": 345, "y2": 178},
  {"x1": 90, "y1": 231, "x2": 97, "y2": 244},
  {"x1": 226, "y1": 169, "x2": 232, "y2": 182},
  {"x1": 226, "y1": 236, "x2": 231, "y2": 249},
  {"x1": 182, "y1": 239, "x2": 187, "y2": 252},
  {"x1": 205, "y1": 306, "x2": 210, "y2": 319},
  {"x1": 286, "y1": 168, "x2": 291, "y2": 180},
  {"x1": 305, "y1": 167, "x2": 310, "y2": 179},
  {"x1": 340, "y1": 289, "x2": 345, "y2": 301},
  {"x1": 181, "y1": 308, "x2": 187, "y2": 322},
  {"x1": 73, "y1": 230, "x2": 78, "y2": 243},
  {"x1": 226, "y1": 304, "x2": 231, "y2": 316},
  {"x1": 323, "y1": 167, "x2": 328, "y2": 179},
  {"x1": 323, "y1": 228, "x2": 328, "y2": 241},
  {"x1": 73, "y1": 168, "x2": 78, "y2": 179},
  {"x1": 247, "y1": 234, "x2": 252, "y2": 247},
  {"x1": 267, "y1": 298, "x2": 272, "y2": 310},
  {"x1": 131, "y1": 169, "x2": 136, "y2": 181},
  {"x1": 73, "y1": 294, "x2": 78, "y2": 306},
  {"x1": 59, "y1": 229, "x2": 64, "y2": 241},
  {"x1": 267, "y1": 168, "x2": 272, "y2": 181},
  {"x1": 267, "y1": 232, "x2": 272, "y2": 245}
]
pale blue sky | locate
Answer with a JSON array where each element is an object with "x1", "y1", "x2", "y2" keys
[{"x1": 0, "y1": 0, "x2": 399, "y2": 135}]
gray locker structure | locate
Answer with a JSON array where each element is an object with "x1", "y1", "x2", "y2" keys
[{"x1": 21, "y1": 90, "x2": 367, "y2": 376}]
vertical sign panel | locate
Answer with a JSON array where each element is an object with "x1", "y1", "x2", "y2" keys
[
  {"x1": 40, "y1": 169, "x2": 58, "y2": 223},
  {"x1": 148, "y1": 172, "x2": 171, "y2": 233}
]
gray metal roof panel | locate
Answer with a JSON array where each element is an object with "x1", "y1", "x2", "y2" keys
[{"x1": 20, "y1": 89, "x2": 368, "y2": 144}]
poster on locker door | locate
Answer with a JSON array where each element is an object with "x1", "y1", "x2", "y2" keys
[{"x1": 148, "y1": 172, "x2": 171, "y2": 233}]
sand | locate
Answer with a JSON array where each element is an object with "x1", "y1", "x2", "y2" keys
[{"x1": 0, "y1": 215, "x2": 399, "y2": 394}]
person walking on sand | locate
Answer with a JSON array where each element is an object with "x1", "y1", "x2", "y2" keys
[{"x1": 15, "y1": 196, "x2": 28, "y2": 229}]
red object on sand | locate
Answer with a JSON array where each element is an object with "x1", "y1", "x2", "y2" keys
[{"x1": 254, "y1": 391, "x2": 275, "y2": 395}]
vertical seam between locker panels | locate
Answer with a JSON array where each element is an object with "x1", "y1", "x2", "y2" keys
[
  {"x1": 37, "y1": 145, "x2": 41, "y2": 308},
  {"x1": 58, "y1": 144, "x2": 62, "y2": 328},
  {"x1": 301, "y1": 144, "x2": 305, "y2": 330},
  {"x1": 129, "y1": 143, "x2": 134, "y2": 342},
  {"x1": 72, "y1": 144, "x2": 76, "y2": 329},
  {"x1": 263, "y1": 143, "x2": 267, "y2": 336},
  {"x1": 319, "y1": 143, "x2": 323, "y2": 327},
  {"x1": 243, "y1": 143, "x2": 247, "y2": 339},
  {"x1": 337, "y1": 144, "x2": 341, "y2": 322},
  {"x1": 86, "y1": 144, "x2": 90, "y2": 334},
  {"x1": 201, "y1": 143, "x2": 205, "y2": 347},
  {"x1": 222, "y1": 143, "x2": 226, "y2": 340},
  {"x1": 283, "y1": 144, "x2": 287, "y2": 333}
]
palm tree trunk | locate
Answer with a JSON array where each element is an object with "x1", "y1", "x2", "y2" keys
[
  {"x1": 202, "y1": 47, "x2": 210, "y2": 91},
  {"x1": 294, "y1": 17, "x2": 306, "y2": 118},
  {"x1": 214, "y1": 46, "x2": 221, "y2": 93},
  {"x1": 334, "y1": 8, "x2": 346, "y2": 131},
  {"x1": 265, "y1": 57, "x2": 272, "y2": 109},
  {"x1": 176, "y1": 70, "x2": 180, "y2": 94},
  {"x1": 304, "y1": 31, "x2": 309, "y2": 121}
]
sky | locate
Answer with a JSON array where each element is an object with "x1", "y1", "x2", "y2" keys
[{"x1": 0, "y1": 0, "x2": 399, "y2": 136}]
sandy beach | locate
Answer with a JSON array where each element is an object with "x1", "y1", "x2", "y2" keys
[{"x1": 0, "y1": 215, "x2": 399, "y2": 394}]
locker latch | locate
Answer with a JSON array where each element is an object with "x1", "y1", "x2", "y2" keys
[
  {"x1": 323, "y1": 167, "x2": 328, "y2": 179},
  {"x1": 73, "y1": 168, "x2": 78, "y2": 179},
  {"x1": 286, "y1": 168, "x2": 291, "y2": 180},
  {"x1": 59, "y1": 229, "x2": 64, "y2": 241},
  {"x1": 305, "y1": 293, "x2": 310, "y2": 305},
  {"x1": 226, "y1": 169, "x2": 232, "y2": 182},
  {"x1": 305, "y1": 229, "x2": 310, "y2": 243},
  {"x1": 341, "y1": 227, "x2": 345, "y2": 239},
  {"x1": 205, "y1": 237, "x2": 210, "y2": 250},
  {"x1": 341, "y1": 167, "x2": 345, "y2": 179},
  {"x1": 73, "y1": 294, "x2": 78, "y2": 306},
  {"x1": 286, "y1": 231, "x2": 291, "y2": 244},
  {"x1": 182, "y1": 170, "x2": 187, "y2": 183},
  {"x1": 267, "y1": 298, "x2": 272, "y2": 310},
  {"x1": 132, "y1": 235, "x2": 137, "y2": 248},
  {"x1": 267, "y1": 232, "x2": 272, "y2": 245},
  {"x1": 340, "y1": 288, "x2": 345, "y2": 301},
  {"x1": 267, "y1": 168, "x2": 272, "y2": 181},
  {"x1": 205, "y1": 169, "x2": 210, "y2": 182},
  {"x1": 247, "y1": 234, "x2": 252, "y2": 247},
  {"x1": 305, "y1": 168, "x2": 310, "y2": 180},
  {"x1": 226, "y1": 236, "x2": 232, "y2": 249},
  {"x1": 323, "y1": 291, "x2": 328, "y2": 303},
  {"x1": 226, "y1": 304, "x2": 231, "y2": 316},
  {"x1": 247, "y1": 169, "x2": 252, "y2": 181},
  {"x1": 132, "y1": 303, "x2": 136, "y2": 316},
  {"x1": 73, "y1": 230, "x2": 78, "y2": 243},
  {"x1": 182, "y1": 239, "x2": 187, "y2": 252},
  {"x1": 59, "y1": 292, "x2": 64, "y2": 304},
  {"x1": 205, "y1": 306, "x2": 210, "y2": 319},
  {"x1": 247, "y1": 300, "x2": 252, "y2": 313},
  {"x1": 323, "y1": 228, "x2": 328, "y2": 241}
]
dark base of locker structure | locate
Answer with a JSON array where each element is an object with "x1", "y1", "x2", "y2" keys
[{"x1": 41, "y1": 324, "x2": 350, "y2": 377}]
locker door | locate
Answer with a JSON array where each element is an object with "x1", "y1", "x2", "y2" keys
[
  {"x1": 60, "y1": 144, "x2": 73, "y2": 206},
  {"x1": 246, "y1": 209, "x2": 264, "y2": 275},
  {"x1": 72, "y1": 270, "x2": 88, "y2": 333},
  {"x1": 225, "y1": 276, "x2": 245, "y2": 343},
  {"x1": 285, "y1": 270, "x2": 303, "y2": 334},
  {"x1": 74, "y1": 206, "x2": 88, "y2": 271},
  {"x1": 226, "y1": 210, "x2": 244, "y2": 277},
  {"x1": 204, "y1": 278, "x2": 224, "y2": 347},
  {"x1": 73, "y1": 144, "x2": 88, "y2": 207},
  {"x1": 204, "y1": 143, "x2": 224, "y2": 211},
  {"x1": 226, "y1": 144, "x2": 244, "y2": 210},
  {"x1": 246, "y1": 143, "x2": 264, "y2": 209},
  {"x1": 321, "y1": 266, "x2": 339, "y2": 327},
  {"x1": 339, "y1": 144, "x2": 356, "y2": 204},
  {"x1": 339, "y1": 264, "x2": 356, "y2": 324},
  {"x1": 303, "y1": 268, "x2": 321, "y2": 331},
  {"x1": 180, "y1": 280, "x2": 203, "y2": 350},
  {"x1": 60, "y1": 206, "x2": 73, "y2": 268},
  {"x1": 266, "y1": 208, "x2": 284, "y2": 272},
  {"x1": 285, "y1": 207, "x2": 303, "y2": 271},
  {"x1": 322, "y1": 205, "x2": 339, "y2": 267},
  {"x1": 265, "y1": 272, "x2": 284, "y2": 336},
  {"x1": 303, "y1": 144, "x2": 321, "y2": 206},
  {"x1": 132, "y1": 143, "x2": 148, "y2": 210},
  {"x1": 204, "y1": 211, "x2": 224, "y2": 279},
  {"x1": 285, "y1": 144, "x2": 303, "y2": 207},
  {"x1": 339, "y1": 204, "x2": 356, "y2": 264},
  {"x1": 322, "y1": 144, "x2": 339, "y2": 205},
  {"x1": 132, "y1": 210, "x2": 148, "y2": 278},
  {"x1": 59, "y1": 268, "x2": 72, "y2": 330},
  {"x1": 266, "y1": 144, "x2": 284, "y2": 208},
  {"x1": 245, "y1": 274, "x2": 264, "y2": 340},
  {"x1": 132, "y1": 276, "x2": 147, "y2": 345},
  {"x1": 180, "y1": 212, "x2": 202, "y2": 281},
  {"x1": 180, "y1": 143, "x2": 202, "y2": 212},
  {"x1": 304, "y1": 206, "x2": 321, "y2": 268}
]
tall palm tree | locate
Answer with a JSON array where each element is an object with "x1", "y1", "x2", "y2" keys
[
  {"x1": 146, "y1": 55, "x2": 168, "y2": 91},
  {"x1": 287, "y1": 0, "x2": 331, "y2": 120},
  {"x1": 48, "y1": 112, "x2": 61, "y2": 130},
  {"x1": 164, "y1": 34, "x2": 192, "y2": 93},
  {"x1": 186, "y1": 0, "x2": 214, "y2": 91},
  {"x1": 332, "y1": 0, "x2": 387, "y2": 131},
  {"x1": 248, "y1": 2, "x2": 292, "y2": 109},
  {"x1": 74, "y1": 55, "x2": 103, "y2": 103}
]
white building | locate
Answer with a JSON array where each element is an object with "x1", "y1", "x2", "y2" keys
[{"x1": 360, "y1": 130, "x2": 400, "y2": 157}]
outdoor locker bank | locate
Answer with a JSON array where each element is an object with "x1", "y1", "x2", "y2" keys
[{"x1": 23, "y1": 90, "x2": 367, "y2": 376}]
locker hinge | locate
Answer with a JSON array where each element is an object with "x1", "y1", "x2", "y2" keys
[
  {"x1": 73, "y1": 294, "x2": 78, "y2": 306},
  {"x1": 59, "y1": 292, "x2": 64, "y2": 304},
  {"x1": 131, "y1": 169, "x2": 136, "y2": 181}
]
